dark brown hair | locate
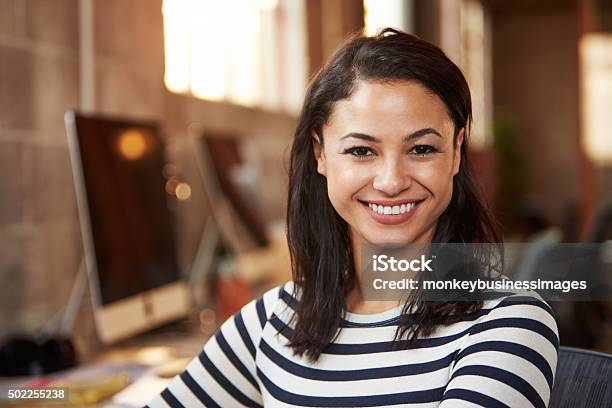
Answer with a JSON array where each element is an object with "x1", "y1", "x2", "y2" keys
[{"x1": 286, "y1": 28, "x2": 501, "y2": 361}]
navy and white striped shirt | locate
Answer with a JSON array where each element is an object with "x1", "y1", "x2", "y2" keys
[{"x1": 148, "y1": 281, "x2": 559, "y2": 407}]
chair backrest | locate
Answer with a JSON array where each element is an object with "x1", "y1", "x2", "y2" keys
[{"x1": 550, "y1": 346, "x2": 612, "y2": 407}]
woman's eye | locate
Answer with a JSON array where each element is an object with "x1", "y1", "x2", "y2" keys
[
  {"x1": 344, "y1": 146, "x2": 374, "y2": 158},
  {"x1": 410, "y1": 144, "x2": 438, "y2": 156}
]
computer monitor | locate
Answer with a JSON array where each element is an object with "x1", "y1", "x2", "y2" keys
[
  {"x1": 65, "y1": 111, "x2": 189, "y2": 343},
  {"x1": 194, "y1": 127, "x2": 269, "y2": 250}
]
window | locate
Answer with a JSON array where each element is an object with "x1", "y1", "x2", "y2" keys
[
  {"x1": 581, "y1": 33, "x2": 612, "y2": 165},
  {"x1": 363, "y1": 0, "x2": 411, "y2": 35},
  {"x1": 439, "y1": 0, "x2": 491, "y2": 149},
  {"x1": 162, "y1": 0, "x2": 307, "y2": 114}
]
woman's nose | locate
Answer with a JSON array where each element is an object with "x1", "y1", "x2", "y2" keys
[{"x1": 372, "y1": 159, "x2": 411, "y2": 196}]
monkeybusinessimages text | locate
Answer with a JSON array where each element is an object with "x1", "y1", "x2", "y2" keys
[{"x1": 370, "y1": 254, "x2": 588, "y2": 293}]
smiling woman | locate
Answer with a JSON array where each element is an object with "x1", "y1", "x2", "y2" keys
[
  {"x1": 148, "y1": 28, "x2": 559, "y2": 408},
  {"x1": 314, "y1": 80, "x2": 461, "y2": 246}
]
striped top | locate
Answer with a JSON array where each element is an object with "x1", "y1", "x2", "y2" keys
[{"x1": 147, "y1": 281, "x2": 559, "y2": 407}]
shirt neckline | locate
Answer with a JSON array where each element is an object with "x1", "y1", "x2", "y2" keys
[{"x1": 343, "y1": 304, "x2": 406, "y2": 324}]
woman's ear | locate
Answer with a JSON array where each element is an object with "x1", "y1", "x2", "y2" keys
[
  {"x1": 452, "y1": 128, "x2": 464, "y2": 176},
  {"x1": 312, "y1": 133, "x2": 327, "y2": 176}
]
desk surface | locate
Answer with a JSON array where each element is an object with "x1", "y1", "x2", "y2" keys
[
  {"x1": 86, "y1": 322, "x2": 210, "y2": 408},
  {"x1": 0, "y1": 320, "x2": 210, "y2": 408}
]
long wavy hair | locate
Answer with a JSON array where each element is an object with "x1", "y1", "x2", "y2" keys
[{"x1": 286, "y1": 28, "x2": 502, "y2": 361}]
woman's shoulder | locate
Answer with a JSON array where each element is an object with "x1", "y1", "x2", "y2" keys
[
  {"x1": 465, "y1": 290, "x2": 559, "y2": 350},
  {"x1": 240, "y1": 280, "x2": 296, "y2": 322},
  {"x1": 261, "y1": 280, "x2": 297, "y2": 306},
  {"x1": 479, "y1": 290, "x2": 556, "y2": 321}
]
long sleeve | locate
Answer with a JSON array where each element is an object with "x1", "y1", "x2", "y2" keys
[
  {"x1": 146, "y1": 286, "x2": 281, "y2": 408},
  {"x1": 439, "y1": 295, "x2": 559, "y2": 408}
]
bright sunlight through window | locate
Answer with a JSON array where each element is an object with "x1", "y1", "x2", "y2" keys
[{"x1": 162, "y1": 0, "x2": 307, "y2": 113}]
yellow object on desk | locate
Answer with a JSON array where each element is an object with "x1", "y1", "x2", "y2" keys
[
  {"x1": 153, "y1": 357, "x2": 191, "y2": 378},
  {"x1": 2, "y1": 372, "x2": 131, "y2": 407},
  {"x1": 54, "y1": 370, "x2": 131, "y2": 405}
]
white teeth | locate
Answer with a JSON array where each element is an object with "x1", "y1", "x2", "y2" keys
[{"x1": 368, "y1": 201, "x2": 419, "y2": 215}]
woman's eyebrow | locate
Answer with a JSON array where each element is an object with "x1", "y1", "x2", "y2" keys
[
  {"x1": 406, "y1": 127, "x2": 443, "y2": 141},
  {"x1": 340, "y1": 128, "x2": 443, "y2": 143}
]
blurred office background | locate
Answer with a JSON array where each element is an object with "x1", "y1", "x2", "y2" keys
[{"x1": 0, "y1": 0, "x2": 611, "y2": 357}]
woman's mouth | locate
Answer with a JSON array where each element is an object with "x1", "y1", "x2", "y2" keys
[{"x1": 360, "y1": 199, "x2": 423, "y2": 225}]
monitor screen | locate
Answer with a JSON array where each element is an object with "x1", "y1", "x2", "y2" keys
[{"x1": 69, "y1": 113, "x2": 181, "y2": 305}]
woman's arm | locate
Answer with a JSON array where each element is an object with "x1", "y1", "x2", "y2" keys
[
  {"x1": 439, "y1": 295, "x2": 559, "y2": 408},
  {"x1": 146, "y1": 286, "x2": 282, "y2": 408}
]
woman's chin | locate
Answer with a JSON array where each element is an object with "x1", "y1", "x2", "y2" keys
[{"x1": 361, "y1": 232, "x2": 419, "y2": 247}]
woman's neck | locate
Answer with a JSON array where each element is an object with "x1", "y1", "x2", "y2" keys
[
  {"x1": 345, "y1": 286, "x2": 402, "y2": 314},
  {"x1": 346, "y1": 235, "x2": 403, "y2": 314},
  {"x1": 347, "y1": 229, "x2": 434, "y2": 314}
]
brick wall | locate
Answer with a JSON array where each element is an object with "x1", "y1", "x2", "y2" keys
[{"x1": 0, "y1": 0, "x2": 82, "y2": 339}]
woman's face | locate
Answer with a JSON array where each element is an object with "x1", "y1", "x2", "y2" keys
[{"x1": 314, "y1": 80, "x2": 463, "y2": 247}]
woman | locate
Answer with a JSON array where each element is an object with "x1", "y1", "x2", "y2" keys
[{"x1": 149, "y1": 28, "x2": 559, "y2": 408}]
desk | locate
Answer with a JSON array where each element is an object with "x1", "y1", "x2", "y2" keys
[
  {"x1": 83, "y1": 320, "x2": 210, "y2": 408},
  {"x1": 0, "y1": 320, "x2": 210, "y2": 408}
]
